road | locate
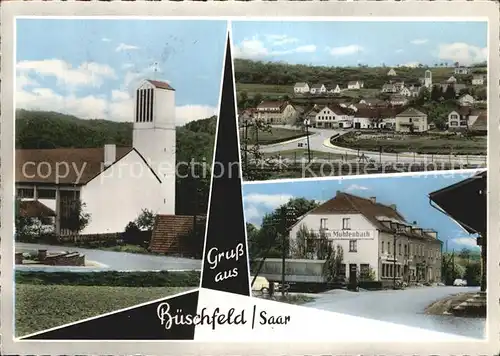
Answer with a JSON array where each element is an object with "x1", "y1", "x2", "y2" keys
[
  {"x1": 15, "y1": 242, "x2": 202, "y2": 272},
  {"x1": 257, "y1": 126, "x2": 486, "y2": 166},
  {"x1": 306, "y1": 286, "x2": 485, "y2": 339}
]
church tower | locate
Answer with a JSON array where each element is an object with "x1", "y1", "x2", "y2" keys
[
  {"x1": 132, "y1": 79, "x2": 176, "y2": 215},
  {"x1": 424, "y1": 70, "x2": 433, "y2": 89}
]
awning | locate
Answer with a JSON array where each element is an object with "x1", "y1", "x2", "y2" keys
[{"x1": 428, "y1": 171, "x2": 486, "y2": 236}]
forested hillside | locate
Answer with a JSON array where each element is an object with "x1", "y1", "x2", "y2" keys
[
  {"x1": 234, "y1": 59, "x2": 487, "y2": 89},
  {"x1": 16, "y1": 109, "x2": 217, "y2": 215}
]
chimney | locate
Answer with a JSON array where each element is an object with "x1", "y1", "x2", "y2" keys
[
  {"x1": 390, "y1": 204, "x2": 397, "y2": 211},
  {"x1": 104, "y1": 144, "x2": 116, "y2": 168},
  {"x1": 369, "y1": 197, "x2": 376, "y2": 204}
]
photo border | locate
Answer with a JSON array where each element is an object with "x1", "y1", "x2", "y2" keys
[{"x1": 1, "y1": 1, "x2": 499, "y2": 355}]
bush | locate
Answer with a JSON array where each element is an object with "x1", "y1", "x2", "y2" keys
[
  {"x1": 15, "y1": 270, "x2": 201, "y2": 287},
  {"x1": 122, "y1": 221, "x2": 151, "y2": 247},
  {"x1": 464, "y1": 262, "x2": 481, "y2": 287}
]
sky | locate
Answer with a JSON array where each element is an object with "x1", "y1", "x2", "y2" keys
[
  {"x1": 242, "y1": 170, "x2": 484, "y2": 251},
  {"x1": 231, "y1": 21, "x2": 488, "y2": 68},
  {"x1": 16, "y1": 19, "x2": 228, "y2": 125}
]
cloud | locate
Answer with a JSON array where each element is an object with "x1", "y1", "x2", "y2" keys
[
  {"x1": 244, "y1": 193, "x2": 293, "y2": 209},
  {"x1": 122, "y1": 63, "x2": 134, "y2": 70},
  {"x1": 265, "y1": 34, "x2": 299, "y2": 46},
  {"x1": 233, "y1": 37, "x2": 316, "y2": 59},
  {"x1": 244, "y1": 205, "x2": 264, "y2": 223},
  {"x1": 115, "y1": 43, "x2": 139, "y2": 52},
  {"x1": 16, "y1": 75, "x2": 214, "y2": 125},
  {"x1": 101, "y1": 37, "x2": 111, "y2": 42},
  {"x1": 452, "y1": 237, "x2": 479, "y2": 248},
  {"x1": 16, "y1": 59, "x2": 116, "y2": 88},
  {"x1": 175, "y1": 105, "x2": 217, "y2": 126},
  {"x1": 233, "y1": 38, "x2": 269, "y2": 59},
  {"x1": 411, "y1": 39, "x2": 428, "y2": 45},
  {"x1": 402, "y1": 62, "x2": 420, "y2": 68},
  {"x1": 328, "y1": 45, "x2": 363, "y2": 56},
  {"x1": 395, "y1": 49, "x2": 404, "y2": 53},
  {"x1": 345, "y1": 184, "x2": 369, "y2": 192},
  {"x1": 437, "y1": 42, "x2": 487, "y2": 66}
]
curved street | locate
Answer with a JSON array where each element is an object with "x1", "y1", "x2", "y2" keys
[
  {"x1": 306, "y1": 286, "x2": 485, "y2": 339},
  {"x1": 15, "y1": 242, "x2": 202, "y2": 272},
  {"x1": 258, "y1": 126, "x2": 486, "y2": 166}
]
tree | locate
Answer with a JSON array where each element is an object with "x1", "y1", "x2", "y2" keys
[
  {"x1": 430, "y1": 85, "x2": 443, "y2": 102},
  {"x1": 443, "y1": 85, "x2": 456, "y2": 100},
  {"x1": 464, "y1": 262, "x2": 481, "y2": 287},
  {"x1": 135, "y1": 208, "x2": 156, "y2": 231},
  {"x1": 15, "y1": 198, "x2": 37, "y2": 241},
  {"x1": 250, "y1": 198, "x2": 320, "y2": 258},
  {"x1": 62, "y1": 200, "x2": 90, "y2": 234},
  {"x1": 238, "y1": 90, "x2": 249, "y2": 109},
  {"x1": 290, "y1": 224, "x2": 308, "y2": 258},
  {"x1": 454, "y1": 61, "x2": 460, "y2": 68},
  {"x1": 458, "y1": 248, "x2": 471, "y2": 262},
  {"x1": 322, "y1": 244, "x2": 344, "y2": 284}
]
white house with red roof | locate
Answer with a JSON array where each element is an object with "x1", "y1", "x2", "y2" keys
[{"x1": 16, "y1": 79, "x2": 176, "y2": 235}]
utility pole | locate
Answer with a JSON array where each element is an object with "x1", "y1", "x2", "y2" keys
[
  {"x1": 393, "y1": 233, "x2": 397, "y2": 290},
  {"x1": 244, "y1": 119, "x2": 249, "y2": 169},
  {"x1": 281, "y1": 206, "x2": 296, "y2": 297},
  {"x1": 304, "y1": 119, "x2": 312, "y2": 163}
]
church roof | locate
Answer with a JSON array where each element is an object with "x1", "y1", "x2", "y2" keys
[
  {"x1": 15, "y1": 147, "x2": 161, "y2": 185},
  {"x1": 146, "y1": 79, "x2": 175, "y2": 91}
]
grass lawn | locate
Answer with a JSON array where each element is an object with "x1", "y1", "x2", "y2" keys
[
  {"x1": 263, "y1": 149, "x2": 357, "y2": 161},
  {"x1": 337, "y1": 134, "x2": 487, "y2": 155},
  {"x1": 240, "y1": 127, "x2": 306, "y2": 144},
  {"x1": 236, "y1": 83, "x2": 292, "y2": 98},
  {"x1": 15, "y1": 284, "x2": 195, "y2": 336}
]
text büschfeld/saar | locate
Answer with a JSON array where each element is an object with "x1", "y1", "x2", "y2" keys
[{"x1": 157, "y1": 303, "x2": 290, "y2": 330}]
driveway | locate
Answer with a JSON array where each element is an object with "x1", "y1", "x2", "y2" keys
[
  {"x1": 306, "y1": 286, "x2": 485, "y2": 339},
  {"x1": 15, "y1": 242, "x2": 202, "y2": 272}
]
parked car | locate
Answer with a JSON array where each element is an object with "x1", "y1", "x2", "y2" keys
[
  {"x1": 453, "y1": 279, "x2": 468, "y2": 286},
  {"x1": 251, "y1": 276, "x2": 278, "y2": 294}
]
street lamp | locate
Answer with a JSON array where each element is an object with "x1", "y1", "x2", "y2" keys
[{"x1": 303, "y1": 118, "x2": 312, "y2": 163}]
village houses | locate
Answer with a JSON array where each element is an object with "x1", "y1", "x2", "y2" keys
[
  {"x1": 395, "y1": 108, "x2": 428, "y2": 133},
  {"x1": 458, "y1": 94, "x2": 475, "y2": 106},
  {"x1": 255, "y1": 100, "x2": 299, "y2": 124},
  {"x1": 327, "y1": 84, "x2": 342, "y2": 94},
  {"x1": 310, "y1": 84, "x2": 327, "y2": 95},
  {"x1": 472, "y1": 74, "x2": 485, "y2": 86},
  {"x1": 387, "y1": 68, "x2": 397, "y2": 76},
  {"x1": 313, "y1": 104, "x2": 352, "y2": 129},
  {"x1": 347, "y1": 81, "x2": 364, "y2": 90},
  {"x1": 294, "y1": 82, "x2": 310, "y2": 94},
  {"x1": 454, "y1": 66, "x2": 470, "y2": 75},
  {"x1": 288, "y1": 192, "x2": 442, "y2": 286},
  {"x1": 447, "y1": 107, "x2": 482, "y2": 130}
]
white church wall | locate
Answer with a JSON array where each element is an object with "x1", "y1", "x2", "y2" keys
[{"x1": 79, "y1": 150, "x2": 164, "y2": 234}]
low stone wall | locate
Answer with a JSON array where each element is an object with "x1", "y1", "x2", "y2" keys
[
  {"x1": 44, "y1": 252, "x2": 85, "y2": 266},
  {"x1": 58, "y1": 233, "x2": 120, "y2": 243}
]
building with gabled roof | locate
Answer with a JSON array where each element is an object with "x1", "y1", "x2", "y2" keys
[
  {"x1": 288, "y1": 191, "x2": 443, "y2": 285},
  {"x1": 16, "y1": 79, "x2": 176, "y2": 236},
  {"x1": 395, "y1": 107, "x2": 428, "y2": 132},
  {"x1": 255, "y1": 100, "x2": 299, "y2": 124}
]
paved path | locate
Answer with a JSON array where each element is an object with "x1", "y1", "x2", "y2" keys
[
  {"x1": 16, "y1": 242, "x2": 202, "y2": 272},
  {"x1": 306, "y1": 286, "x2": 485, "y2": 339},
  {"x1": 257, "y1": 126, "x2": 486, "y2": 166}
]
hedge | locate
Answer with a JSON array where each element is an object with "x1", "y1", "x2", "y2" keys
[{"x1": 15, "y1": 270, "x2": 200, "y2": 287}]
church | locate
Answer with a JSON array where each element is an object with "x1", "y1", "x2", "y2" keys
[{"x1": 16, "y1": 79, "x2": 177, "y2": 236}]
